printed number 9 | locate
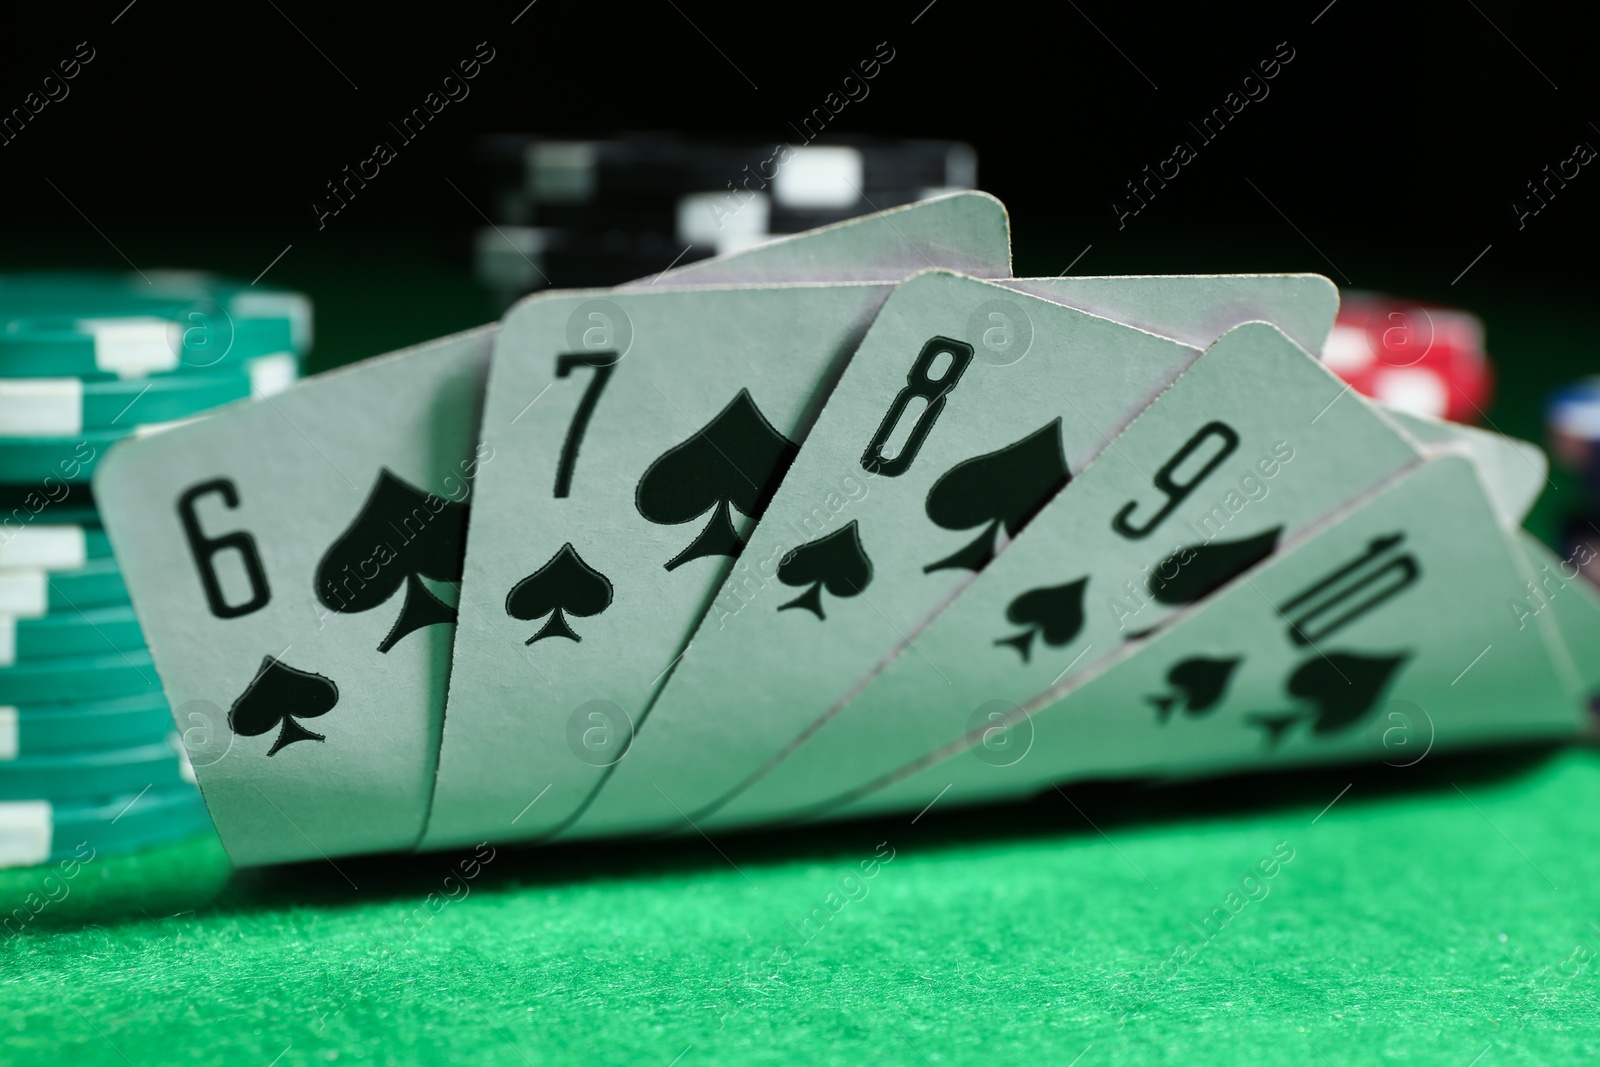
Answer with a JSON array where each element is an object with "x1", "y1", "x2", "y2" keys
[{"x1": 1112, "y1": 421, "x2": 1239, "y2": 540}]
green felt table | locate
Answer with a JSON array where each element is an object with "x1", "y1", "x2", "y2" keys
[{"x1": 2, "y1": 230, "x2": 1597, "y2": 1065}]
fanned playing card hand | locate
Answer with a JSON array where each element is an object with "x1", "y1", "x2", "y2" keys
[{"x1": 91, "y1": 195, "x2": 1595, "y2": 868}]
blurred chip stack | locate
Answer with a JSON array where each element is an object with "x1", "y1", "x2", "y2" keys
[
  {"x1": 1546, "y1": 378, "x2": 1600, "y2": 589},
  {"x1": 471, "y1": 133, "x2": 978, "y2": 307},
  {"x1": 1320, "y1": 293, "x2": 1494, "y2": 423},
  {"x1": 0, "y1": 271, "x2": 311, "y2": 868}
]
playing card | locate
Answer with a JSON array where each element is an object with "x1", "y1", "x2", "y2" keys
[
  {"x1": 1379, "y1": 407, "x2": 1547, "y2": 526},
  {"x1": 616, "y1": 319, "x2": 1429, "y2": 832},
  {"x1": 637, "y1": 190, "x2": 1013, "y2": 286},
  {"x1": 828, "y1": 451, "x2": 1583, "y2": 820},
  {"x1": 94, "y1": 326, "x2": 496, "y2": 865},
  {"x1": 563, "y1": 270, "x2": 1222, "y2": 838},
  {"x1": 1514, "y1": 530, "x2": 1600, "y2": 707},
  {"x1": 1003, "y1": 273, "x2": 1337, "y2": 356},
  {"x1": 421, "y1": 282, "x2": 919, "y2": 848}
]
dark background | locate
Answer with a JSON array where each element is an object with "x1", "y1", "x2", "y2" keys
[
  {"x1": 3, "y1": 1, "x2": 1594, "y2": 276},
  {"x1": 1, "y1": 0, "x2": 1595, "y2": 506}
]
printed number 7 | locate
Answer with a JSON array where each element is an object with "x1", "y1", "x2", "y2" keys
[{"x1": 553, "y1": 351, "x2": 619, "y2": 498}]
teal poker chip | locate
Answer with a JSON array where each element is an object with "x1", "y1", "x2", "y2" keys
[
  {"x1": 1, "y1": 785, "x2": 211, "y2": 865},
  {"x1": 0, "y1": 369, "x2": 253, "y2": 437},
  {"x1": 1, "y1": 561, "x2": 129, "y2": 617},
  {"x1": 0, "y1": 523, "x2": 112, "y2": 570},
  {"x1": 0, "y1": 272, "x2": 310, "y2": 379},
  {"x1": 0, "y1": 736, "x2": 188, "y2": 802},
  {"x1": 0, "y1": 482, "x2": 100, "y2": 524},
  {"x1": 0, "y1": 648, "x2": 160, "y2": 705},
  {"x1": 50, "y1": 558, "x2": 130, "y2": 610},
  {"x1": 0, "y1": 558, "x2": 129, "y2": 616},
  {"x1": 4, "y1": 692, "x2": 172, "y2": 756},
  {"x1": 0, "y1": 428, "x2": 134, "y2": 484},
  {"x1": 4, "y1": 604, "x2": 143, "y2": 662}
]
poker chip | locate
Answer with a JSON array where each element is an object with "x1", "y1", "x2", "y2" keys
[
  {"x1": 0, "y1": 557, "x2": 129, "y2": 616},
  {"x1": 0, "y1": 735, "x2": 190, "y2": 802},
  {"x1": 0, "y1": 786, "x2": 212, "y2": 867},
  {"x1": 1, "y1": 604, "x2": 144, "y2": 664},
  {"x1": 0, "y1": 270, "x2": 308, "y2": 866},
  {"x1": 470, "y1": 134, "x2": 977, "y2": 303},
  {"x1": 0, "y1": 419, "x2": 210, "y2": 485},
  {"x1": 0, "y1": 648, "x2": 160, "y2": 705},
  {"x1": 0, "y1": 523, "x2": 113, "y2": 570},
  {"x1": 1320, "y1": 294, "x2": 1493, "y2": 423},
  {"x1": 0, "y1": 272, "x2": 309, "y2": 379},
  {"x1": 1545, "y1": 377, "x2": 1600, "y2": 484},
  {"x1": 0, "y1": 357, "x2": 294, "y2": 438},
  {"x1": 0, "y1": 483, "x2": 101, "y2": 525},
  {"x1": 1, "y1": 692, "x2": 173, "y2": 757}
]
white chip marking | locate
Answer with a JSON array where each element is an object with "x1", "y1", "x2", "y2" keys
[
  {"x1": 0, "y1": 707, "x2": 16, "y2": 761},
  {"x1": 0, "y1": 571, "x2": 48, "y2": 619},
  {"x1": 0, "y1": 526, "x2": 87, "y2": 571},
  {"x1": 774, "y1": 146, "x2": 863, "y2": 208},
  {"x1": 529, "y1": 141, "x2": 597, "y2": 203},
  {"x1": 0, "y1": 617, "x2": 14, "y2": 668},
  {"x1": 1375, "y1": 368, "x2": 1450, "y2": 418},
  {"x1": 676, "y1": 191, "x2": 770, "y2": 246},
  {"x1": 0, "y1": 378, "x2": 83, "y2": 437},
  {"x1": 1320, "y1": 324, "x2": 1375, "y2": 374},
  {"x1": 83, "y1": 316, "x2": 180, "y2": 378},
  {"x1": 0, "y1": 800, "x2": 52, "y2": 868},
  {"x1": 247, "y1": 352, "x2": 299, "y2": 398}
]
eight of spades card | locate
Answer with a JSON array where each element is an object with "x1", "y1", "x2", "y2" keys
[
  {"x1": 835, "y1": 452, "x2": 1583, "y2": 819},
  {"x1": 702, "y1": 321, "x2": 1430, "y2": 827},
  {"x1": 566, "y1": 270, "x2": 1220, "y2": 838},
  {"x1": 93, "y1": 326, "x2": 496, "y2": 866}
]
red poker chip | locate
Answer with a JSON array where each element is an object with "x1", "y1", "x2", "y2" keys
[{"x1": 1320, "y1": 294, "x2": 1494, "y2": 424}]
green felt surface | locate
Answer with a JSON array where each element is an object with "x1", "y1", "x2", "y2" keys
[
  {"x1": 4, "y1": 746, "x2": 1599, "y2": 1065},
  {"x1": 3, "y1": 228, "x2": 1597, "y2": 1064}
]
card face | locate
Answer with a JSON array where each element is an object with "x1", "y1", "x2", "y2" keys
[
  {"x1": 1514, "y1": 531, "x2": 1600, "y2": 705},
  {"x1": 672, "y1": 321, "x2": 1428, "y2": 829},
  {"x1": 422, "y1": 283, "x2": 915, "y2": 848},
  {"x1": 1379, "y1": 407, "x2": 1547, "y2": 526},
  {"x1": 1004, "y1": 273, "x2": 1338, "y2": 356},
  {"x1": 564, "y1": 271, "x2": 1207, "y2": 838},
  {"x1": 830, "y1": 453, "x2": 1582, "y2": 819},
  {"x1": 93, "y1": 326, "x2": 495, "y2": 865},
  {"x1": 637, "y1": 191, "x2": 1012, "y2": 286}
]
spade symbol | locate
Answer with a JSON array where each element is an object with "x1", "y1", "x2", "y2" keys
[
  {"x1": 1294, "y1": 651, "x2": 1410, "y2": 736},
  {"x1": 1147, "y1": 656, "x2": 1240, "y2": 723},
  {"x1": 995, "y1": 577, "x2": 1087, "y2": 662},
  {"x1": 776, "y1": 521, "x2": 873, "y2": 620},
  {"x1": 636, "y1": 389, "x2": 798, "y2": 571},
  {"x1": 923, "y1": 420, "x2": 1069, "y2": 574},
  {"x1": 1247, "y1": 651, "x2": 1410, "y2": 747},
  {"x1": 506, "y1": 542, "x2": 614, "y2": 644},
  {"x1": 316, "y1": 469, "x2": 468, "y2": 653},
  {"x1": 1149, "y1": 527, "x2": 1282, "y2": 606},
  {"x1": 228, "y1": 655, "x2": 339, "y2": 756}
]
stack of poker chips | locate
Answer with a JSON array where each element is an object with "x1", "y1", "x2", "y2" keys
[
  {"x1": 0, "y1": 271, "x2": 311, "y2": 868},
  {"x1": 471, "y1": 133, "x2": 977, "y2": 307},
  {"x1": 1547, "y1": 378, "x2": 1600, "y2": 589}
]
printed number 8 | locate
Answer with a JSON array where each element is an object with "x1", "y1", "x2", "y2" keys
[{"x1": 860, "y1": 336, "x2": 975, "y2": 477}]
